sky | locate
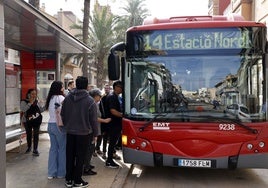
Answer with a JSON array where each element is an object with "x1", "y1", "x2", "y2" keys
[{"x1": 38, "y1": 0, "x2": 209, "y2": 20}]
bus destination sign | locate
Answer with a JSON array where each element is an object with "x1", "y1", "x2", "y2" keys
[{"x1": 143, "y1": 28, "x2": 252, "y2": 51}]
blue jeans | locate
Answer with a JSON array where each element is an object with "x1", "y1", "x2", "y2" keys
[{"x1": 47, "y1": 123, "x2": 66, "y2": 177}]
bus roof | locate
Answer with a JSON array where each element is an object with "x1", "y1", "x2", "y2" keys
[
  {"x1": 143, "y1": 14, "x2": 246, "y2": 25},
  {"x1": 127, "y1": 14, "x2": 266, "y2": 31}
]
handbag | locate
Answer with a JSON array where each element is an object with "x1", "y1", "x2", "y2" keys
[
  {"x1": 55, "y1": 96, "x2": 63, "y2": 126},
  {"x1": 25, "y1": 100, "x2": 43, "y2": 126}
]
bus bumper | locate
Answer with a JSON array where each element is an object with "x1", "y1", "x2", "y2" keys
[{"x1": 123, "y1": 147, "x2": 268, "y2": 169}]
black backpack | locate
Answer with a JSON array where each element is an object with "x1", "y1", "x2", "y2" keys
[{"x1": 25, "y1": 100, "x2": 43, "y2": 125}]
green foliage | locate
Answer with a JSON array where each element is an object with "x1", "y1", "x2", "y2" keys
[
  {"x1": 120, "y1": 0, "x2": 150, "y2": 27},
  {"x1": 86, "y1": 5, "x2": 120, "y2": 87},
  {"x1": 69, "y1": 0, "x2": 150, "y2": 87},
  {"x1": 89, "y1": 6, "x2": 118, "y2": 56},
  {"x1": 110, "y1": 0, "x2": 151, "y2": 42}
]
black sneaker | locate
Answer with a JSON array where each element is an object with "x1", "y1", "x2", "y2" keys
[
  {"x1": 25, "y1": 147, "x2": 31, "y2": 154},
  {"x1": 102, "y1": 153, "x2": 107, "y2": 159},
  {"x1": 105, "y1": 160, "x2": 119, "y2": 169},
  {"x1": 73, "y1": 180, "x2": 88, "y2": 188},
  {"x1": 83, "y1": 169, "x2": 97, "y2": 176},
  {"x1": 32, "y1": 150, "x2": 40, "y2": 156},
  {"x1": 96, "y1": 150, "x2": 103, "y2": 155},
  {"x1": 113, "y1": 153, "x2": 121, "y2": 160},
  {"x1": 65, "y1": 180, "x2": 73, "y2": 188},
  {"x1": 89, "y1": 164, "x2": 95, "y2": 169}
]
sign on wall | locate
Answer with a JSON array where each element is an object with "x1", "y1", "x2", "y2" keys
[{"x1": 35, "y1": 51, "x2": 56, "y2": 69}]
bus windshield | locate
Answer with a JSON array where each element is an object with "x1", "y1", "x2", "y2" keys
[
  {"x1": 128, "y1": 54, "x2": 266, "y2": 122},
  {"x1": 122, "y1": 26, "x2": 267, "y2": 122}
]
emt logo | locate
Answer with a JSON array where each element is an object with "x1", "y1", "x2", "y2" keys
[{"x1": 153, "y1": 122, "x2": 170, "y2": 130}]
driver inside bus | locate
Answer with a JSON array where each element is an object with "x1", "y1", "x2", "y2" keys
[
  {"x1": 134, "y1": 74, "x2": 156, "y2": 113},
  {"x1": 174, "y1": 86, "x2": 189, "y2": 121}
]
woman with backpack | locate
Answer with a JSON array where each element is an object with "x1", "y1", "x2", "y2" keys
[{"x1": 20, "y1": 88, "x2": 45, "y2": 156}]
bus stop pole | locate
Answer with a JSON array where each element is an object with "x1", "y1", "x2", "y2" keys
[
  {"x1": 56, "y1": 52, "x2": 61, "y2": 81},
  {"x1": 0, "y1": 0, "x2": 6, "y2": 187}
]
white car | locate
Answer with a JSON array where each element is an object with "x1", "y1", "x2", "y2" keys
[{"x1": 225, "y1": 104, "x2": 251, "y2": 122}]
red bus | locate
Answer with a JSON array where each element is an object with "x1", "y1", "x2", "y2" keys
[{"x1": 108, "y1": 14, "x2": 268, "y2": 169}]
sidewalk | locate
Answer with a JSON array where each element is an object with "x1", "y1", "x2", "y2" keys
[{"x1": 6, "y1": 111, "x2": 130, "y2": 188}]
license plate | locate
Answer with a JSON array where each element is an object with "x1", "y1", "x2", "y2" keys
[{"x1": 178, "y1": 159, "x2": 212, "y2": 168}]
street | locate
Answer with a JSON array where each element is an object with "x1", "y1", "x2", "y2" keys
[{"x1": 122, "y1": 164, "x2": 268, "y2": 188}]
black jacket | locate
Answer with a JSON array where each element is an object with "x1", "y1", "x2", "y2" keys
[{"x1": 61, "y1": 89, "x2": 98, "y2": 136}]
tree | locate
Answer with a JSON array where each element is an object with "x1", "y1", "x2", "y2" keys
[
  {"x1": 68, "y1": 0, "x2": 92, "y2": 81},
  {"x1": 69, "y1": 0, "x2": 150, "y2": 87},
  {"x1": 113, "y1": 0, "x2": 150, "y2": 42},
  {"x1": 121, "y1": 0, "x2": 150, "y2": 27},
  {"x1": 89, "y1": 6, "x2": 119, "y2": 88},
  {"x1": 82, "y1": 0, "x2": 91, "y2": 80}
]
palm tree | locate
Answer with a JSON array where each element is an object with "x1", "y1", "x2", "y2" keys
[
  {"x1": 121, "y1": 0, "x2": 150, "y2": 27},
  {"x1": 89, "y1": 6, "x2": 119, "y2": 88},
  {"x1": 113, "y1": 0, "x2": 150, "y2": 42},
  {"x1": 113, "y1": 16, "x2": 129, "y2": 42},
  {"x1": 64, "y1": 0, "x2": 91, "y2": 80},
  {"x1": 82, "y1": 0, "x2": 91, "y2": 79}
]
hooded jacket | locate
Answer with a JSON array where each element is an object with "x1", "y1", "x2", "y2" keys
[{"x1": 61, "y1": 88, "x2": 98, "y2": 136}]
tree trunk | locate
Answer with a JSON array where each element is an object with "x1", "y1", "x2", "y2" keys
[
  {"x1": 82, "y1": 0, "x2": 91, "y2": 80},
  {"x1": 96, "y1": 55, "x2": 105, "y2": 88}
]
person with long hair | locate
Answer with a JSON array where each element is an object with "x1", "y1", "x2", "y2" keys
[
  {"x1": 45, "y1": 81, "x2": 66, "y2": 179},
  {"x1": 21, "y1": 88, "x2": 45, "y2": 156}
]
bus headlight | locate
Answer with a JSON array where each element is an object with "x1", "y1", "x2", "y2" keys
[
  {"x1": 122, "y1": 135, "x2": 128, "y2": 145},
  {"x1": 247, "y1": 144, "x2": 253, "y2": 150},
  {"x1": 259, "y1": 142, "x2": 265, "y2": 148}
]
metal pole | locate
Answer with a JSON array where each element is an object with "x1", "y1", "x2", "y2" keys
[{"x1": 0, "y1": 0, "x2": 6, "y2": 187}]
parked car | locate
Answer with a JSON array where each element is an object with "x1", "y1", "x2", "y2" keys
[{"x1": 225, "y1": 104, "x2": 251, "y2": 122}]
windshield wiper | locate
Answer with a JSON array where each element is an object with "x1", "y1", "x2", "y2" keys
[
  {"x1": 138, "y1": 113, "x2": 257, "y2": 134},
  {"x1": 223, "y1": 116, "x2": 258, "y2": 134},
  {"x1": 184, "y1": 115, "x2": 258, "y2": 134},
  {"x1": 139, "y1": 113, "x2": 168, "y2": 132}
]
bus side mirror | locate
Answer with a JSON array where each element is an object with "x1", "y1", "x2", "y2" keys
[
  {"x1": 108, "y1": 53, "x2": 120, "y2": 80},
  {"x1": 108, "y1": 42, "x2": 126, "y2": 80}
]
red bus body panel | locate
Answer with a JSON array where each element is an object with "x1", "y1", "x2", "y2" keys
[{"x1": 122, "y1": 119, "x2": 268, "y2": 168}]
